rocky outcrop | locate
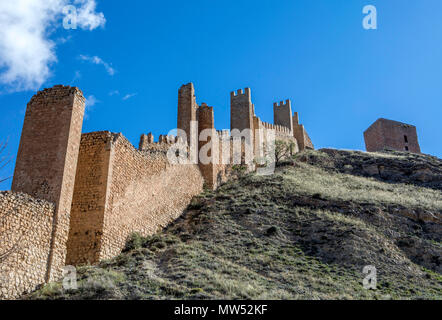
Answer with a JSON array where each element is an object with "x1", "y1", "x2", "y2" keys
[{"x1": 298, "y1": 148, "x2": 442, "y2": 191}]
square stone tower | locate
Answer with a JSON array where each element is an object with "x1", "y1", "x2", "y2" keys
[
  {"x1": 230, "y1": 88, "x2": 254, "y2": 132},
  {"x1": 178, "y1": 83, "x2": 199, "y2": 161},
  {"x1": 178, "y1": 83, "x2": 198, "y2": 142},
  {"x1": 274, "y1": 99, "x2": 293, "y2": 133},
  {"x1": 364, "y1": 118, "x2": 421, "y2": 153},
  {"x1": 12, "y1": 85, "x2": 85, "y2": 281},
  {"x1": 197, "y1": 104, "x2": 217, "y2": 188}
]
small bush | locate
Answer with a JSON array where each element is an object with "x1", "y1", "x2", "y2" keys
[
  {"x1": 275, "y1": 140, "x2": 297, "y2": 166},
  {"x1": 123, "y1": 233, "x2": 146, "y2": 252},
  {"x1": 266, "y1": 226, "x2": 279, "y2": 236},
  {"x1": 188, "y1": 197, "x2": 204, "y2": 210}
]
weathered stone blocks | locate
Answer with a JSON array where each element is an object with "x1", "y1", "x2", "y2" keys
[{"x1": 0, "y1": 191, "x2": 55, "y2": 299}]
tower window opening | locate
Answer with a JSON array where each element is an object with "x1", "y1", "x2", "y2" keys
[
  {"x1": 404, "y1": 135, "x2": 408, "y2": 143},
  {"x1": 405, "y1": 146, "x2": 409, "y2": 151}
]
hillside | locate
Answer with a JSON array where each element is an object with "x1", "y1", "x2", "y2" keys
[{"x1": 29, "y1": 149, "x2": 442, "y2": 300}]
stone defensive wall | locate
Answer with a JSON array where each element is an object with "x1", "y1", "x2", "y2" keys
[
  {"x1": 0, "y1": 82, "x2": 313, "y2": 299},
  {"x1": 254, "y1": 117, "x2": 299, "y2": 152},
  {"x1": 293, "y1": 112, "x2": 314, "y2": 151},
  {"x1": 0, "y1": 192, "x2": 55, "y2": 299},
  {"x1": 66, "y1": 131, "x2": 204, "y2": 265}
]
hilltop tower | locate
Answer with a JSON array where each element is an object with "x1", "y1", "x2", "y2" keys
[
  {"x1": 364, "y1": 118, "x2": 421, "y2": 153},
  {"x1": 11, "y1": 85, "x2": 85, "y2": 281}
]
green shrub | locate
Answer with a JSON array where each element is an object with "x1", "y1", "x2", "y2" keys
[{"x1": 123, "y1": 233, "x2": 146, "y2": 252}]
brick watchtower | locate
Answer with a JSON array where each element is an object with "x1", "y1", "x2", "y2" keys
[{"x1": 364, "y1": 118, "x2": 421, "y2": 153}]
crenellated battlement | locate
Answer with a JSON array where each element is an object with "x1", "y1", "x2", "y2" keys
[
  {"x1": 230, "y1": 87, "x2": 251, "y2": 99},
  {"x1": 230, "y1": 87, "x2": 253, "y2": 132},
  {"x1": 199, "y1": 103, "x2": 214, "y2": 112},
  {"x1": 273, "y1": 99, "x2": 291, "y2": 109},
  {"x1": 28, "y1": 85, "x2": 85, "y2": 105},
  {"x1": 260, "y1": 120, "x2": 291, "y2": 136},
  {"x1": 139, "y1": 132, "x2": 154, "y2": 150},
  {"x1": 273, "y1": 98, "x2": 293, "y2": 133}
]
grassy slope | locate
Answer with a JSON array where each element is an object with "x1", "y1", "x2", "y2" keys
[{"x1": 30, "y1": 150, "x2": 442, "y2": 300}]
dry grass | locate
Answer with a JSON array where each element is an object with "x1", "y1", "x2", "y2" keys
[
  {"x1": 29, "y1": 150, "x2": 442, "y2": 300},
  {"x1": 283, "y1": 162, "x2": 442, "y2": 211}
]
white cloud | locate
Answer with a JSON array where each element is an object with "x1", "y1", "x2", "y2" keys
[
  {"x1": 79, "y1": 54, "x2": 115, "y2": 75},
  {"x1": 109, "y1": 90, "x2": 119, "y2": 96},
  {"x1": 85, "y1": 94, "x2": 98, "y2": 108},
  {"x1": 122, "y1": 93, "x2": 137, "y2": 101},
  {"x1": 84, "y1": 94, "x2": 99, "y2": 119},
  {"x1": 56, "y1": 35, "x2": 72, "y2": 44},
  {"x1": 70, "y1": 70, "x2": 81, "y2": 84},
  {"x1": 0, "y1": 0, "x2": 105, "y2": 92},
  {"x1": 74, "y1": 0, "x2": 105, "y2": 31}
]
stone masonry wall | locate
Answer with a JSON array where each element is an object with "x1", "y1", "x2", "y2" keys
[
  {"x1": 0, "y1": 192, "x2": 55, "y2": 299},
  {"x1": 65, "y1": 132, "x2": 113, "y2": 265},
  {"x1": 66, "y1": 131, "x2": 205, "y2": 265},
  {"x1": 293, "y1": 112, "x2": 314, "y2": 151},
  {"x1": 258, "y1": 118, "x2": 298, "y2": 150},
  {"x1": 99, "y1": 134, "x2": 204, "y2": 261}
]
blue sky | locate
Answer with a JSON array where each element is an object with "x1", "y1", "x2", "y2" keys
[{"x1": 1, "y1": 0, "x2": 441, "y2": 190}]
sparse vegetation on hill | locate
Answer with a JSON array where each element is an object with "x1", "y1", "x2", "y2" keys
[{"x1": 29, "y1": 149, "x2": 442, "y2": 300}]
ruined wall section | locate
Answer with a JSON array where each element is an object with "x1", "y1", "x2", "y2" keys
[
  {"x1": 0, "y1": 192, "x2": 55, "y2": 299},
  {"x1": 11, "y1": 85, "x2": 85, "y2": 282}
]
